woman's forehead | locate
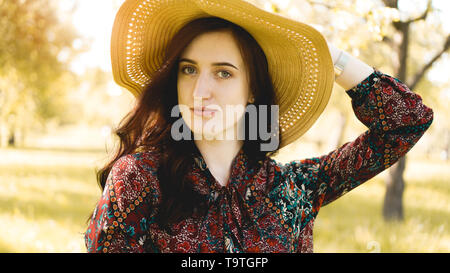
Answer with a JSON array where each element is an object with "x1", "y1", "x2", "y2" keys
[{"x1": 179, "y1": 31, "x2": 244, "y2": 69}]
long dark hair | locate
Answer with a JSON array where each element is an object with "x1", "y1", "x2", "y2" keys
[{"x1": 91, "y1": 17, "x2": 280, "y2": 229}]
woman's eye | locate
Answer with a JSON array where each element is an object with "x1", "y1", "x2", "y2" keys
[
  {"x1": 218, "y1": 70, "x2": 232, "y2": 79},
  {"x1": 181, "y1": 66, "x2": 196, "y2": 75}
]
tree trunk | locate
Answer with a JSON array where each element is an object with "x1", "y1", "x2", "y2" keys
[
  {"x1": 383, "y1": 156, "x2": 406, "y2": 221},
  {"x1": 382, "y1": 16, "x2": 410, "y2": 221},
  {"x1": 8, "y1": 131, "x2": 16, "y2": 147},
  {"x1": 381, "y1": 4, "x2": 450, "y2": 220}
]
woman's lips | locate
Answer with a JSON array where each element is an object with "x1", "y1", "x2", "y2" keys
[{"x1": 191, "y1": 107, "x2": 217, "y2": 117}]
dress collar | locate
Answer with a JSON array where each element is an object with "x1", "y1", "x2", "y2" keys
[
  {"x1": 188, "y1": 146, "x2": 269, "y2": 245},
  {"x1": 189, "y1": 147, "x2": 251, "y2": 199}
]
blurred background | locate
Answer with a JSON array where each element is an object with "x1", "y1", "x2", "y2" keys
[{"x1": 0, "y1": 0, "x2": 448, "y2": 252}]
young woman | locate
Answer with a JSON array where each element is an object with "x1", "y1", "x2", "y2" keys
[{"x1": 85, "y1": 0, "x2": 433, "y2": 253}]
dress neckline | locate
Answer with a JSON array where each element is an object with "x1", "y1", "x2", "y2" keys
[{"x1": 189, "y1": 147, "x2": 253, "y2": 201}]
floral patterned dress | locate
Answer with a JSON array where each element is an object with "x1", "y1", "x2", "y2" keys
[{"x1": 84, "y1": 68, "x2": 433, "y2": 253}]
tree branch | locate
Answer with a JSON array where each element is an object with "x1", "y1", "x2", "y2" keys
[
  {"x1": 382, "y1": 35, "x2": 395, "y2": 47},
  {"x1": 409, "y1": 35, "x2": 450, "y2": 90},
  {"x1": 405, "y1": 0, "x2": 432, "y2": 24},
  {"x1": 383, "y1": 0, "x2": 432, "y2": 31},
  {"x1": 304, "y1": 0, "x2": 334, "y2": 9},
  {"x1": 382, "y1": 0, "x2": 397, "y2": 9}
]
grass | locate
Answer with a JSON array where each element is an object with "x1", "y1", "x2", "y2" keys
[
  {"x1": 314, "y1": 159, "x2": 450, "y2": 253},
  {"x1": 0, "y1": 147, "x2": 104, "y2": 252},
  {"x1": 0, "y1": 147, "x2": 448, "y2": 252}
]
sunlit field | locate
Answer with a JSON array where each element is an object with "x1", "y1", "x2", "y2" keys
[
  {"x1": 314, "y1": 157, "x2": 450, "y2": 252},
  {"x1": 0, "y1": 147, "x2": 105, "y2": 252},
  {"x1": 1, "y1": 145, "x2": 448, "y2": 253}
]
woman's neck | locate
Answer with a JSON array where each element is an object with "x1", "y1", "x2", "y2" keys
[{"x1": 194, "y1": 139, "x2": 243, "y2": 187}]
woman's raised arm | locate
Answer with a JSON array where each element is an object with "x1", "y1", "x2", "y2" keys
[{"x1": 283, "y1": 67, "x2": 433, "y2": 211}]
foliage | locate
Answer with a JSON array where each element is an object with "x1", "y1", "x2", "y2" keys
[
  {"x1": 0, "y1": 0, "x2": 82, "y2": 146},
  {"x1": 250, "y1": 0, "x2": 448, "y2": 144}
]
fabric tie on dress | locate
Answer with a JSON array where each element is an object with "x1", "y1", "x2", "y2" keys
[{"x1": 189, "y1": 148, "x2": 256, "y2": 251}]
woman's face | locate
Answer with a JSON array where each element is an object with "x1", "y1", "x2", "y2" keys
[{"x1": 177, "y1": 30, "x2": 253, "y2": 140}]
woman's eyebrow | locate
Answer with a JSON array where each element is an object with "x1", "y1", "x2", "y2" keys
[{"x1": 179, "y1": 58, "x2": 239, "y2": 70}]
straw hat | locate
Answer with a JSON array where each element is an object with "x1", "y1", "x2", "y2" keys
[{"x1": 111, "y1": 0, "x2": 335, "y2": 149}]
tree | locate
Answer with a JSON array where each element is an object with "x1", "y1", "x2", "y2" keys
[
  {"x1": 0, "y1": 0, "x2": 81, "y2": 147},
  {"x1": 379, "y1": 0, "x2": 449, "y2": 221},
  {"x1": 249, "y1": 0, "x2": 448, "y2": 221}
]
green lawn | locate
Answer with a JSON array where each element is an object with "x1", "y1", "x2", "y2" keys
[
  {"x1": 0, "y1": 147, "x2": 103, "y2": 252},
  {"x1": 314, "y1": 157, "x2": 450, "y2": 252},
  {"x1": 0, "y1": 147, "x2": 448, "y2": 252}
]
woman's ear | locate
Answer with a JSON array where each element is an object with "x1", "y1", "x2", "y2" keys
[{"x1": 248, "y1": 95, "x2": 255, "y2": 104}]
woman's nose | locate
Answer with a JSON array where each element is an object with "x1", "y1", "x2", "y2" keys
[{"x1": 192, "y1": 72, "x2": 212, "y2": 100}]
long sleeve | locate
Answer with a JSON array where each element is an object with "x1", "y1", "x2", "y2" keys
[
  {"x1": 283, "y1": 68, "x2": 433, "y2": 213},
  {"x1": 84, "y1": 153, "x2": 158, "y2": 253}
]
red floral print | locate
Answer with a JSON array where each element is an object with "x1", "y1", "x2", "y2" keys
[{"x1": 85, "y1": 68, "x2": 433, "y2": 253}]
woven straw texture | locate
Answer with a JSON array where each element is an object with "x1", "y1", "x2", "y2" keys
[{"x1": 111, "y1": 0, "x2": 335, "y2": 148}]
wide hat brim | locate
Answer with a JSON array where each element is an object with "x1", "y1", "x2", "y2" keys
[{"x1": 111, "y1": 0, "x2": 335, "y2": 149}]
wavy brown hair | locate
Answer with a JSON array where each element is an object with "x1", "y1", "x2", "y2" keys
[{"x1": 90, "y1": 17, "x2": 280, "y2": 230}]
